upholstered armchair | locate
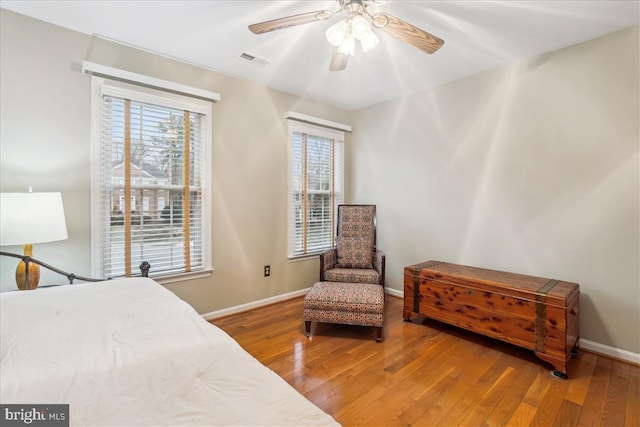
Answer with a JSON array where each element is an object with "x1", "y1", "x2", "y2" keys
[
  {"x1": 305, "y1": 204, "x2": 386, "y2": 341},
  {"x1": 319, "y1": 205, "x2": 385, "y2": 286}
]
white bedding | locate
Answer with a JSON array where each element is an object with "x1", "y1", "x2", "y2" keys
[{"x1": 0, "y1": 278, "x2": 339, "y2": 426}]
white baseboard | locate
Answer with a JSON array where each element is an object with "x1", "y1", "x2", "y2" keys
[
  {"x1": 579, "y1": 339, "x2": 640, "y2": 365},
  {"x1": 202, "y1": 288, "x2": 640, "y2": 366},
  {"x1": 386, "y1": 287, "x2": 403, "y2": 298},
  {"x1": 203, "y1": 286, "x2": 402, "y2": 320},
  {"x1": 201, "y1": 288, "x2": 311, "y2": 320}
]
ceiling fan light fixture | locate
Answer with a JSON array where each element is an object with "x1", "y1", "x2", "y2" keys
[
  {"x1": 360, "y1": 31, "x2": 379, "y2": 52},
  {"x1": 350, "y1": 13, "x2": 379, "y2": 52},
  {"x1": 327, "y1": 13, "x2": 380, "y2": 55},
  {"x1": 350, "y1": 14, "x2": 370, "y2": 40},
  {"x1": 337, "y1": 32, "x2": 356, "y2": 56},
  {"x1": 326, "y1": 19, "x2": 349, "y2": 46}
]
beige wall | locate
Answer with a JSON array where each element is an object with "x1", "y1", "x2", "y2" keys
[
  {"x1": 2, "y1": 9, "x2": 638, "y2": 354},
  {"x1": 0, "y1": 9, "x2": 351, "y2": 310},
  {"x1": 349, "y1": 26, "x2": 639, "y2": 353}
]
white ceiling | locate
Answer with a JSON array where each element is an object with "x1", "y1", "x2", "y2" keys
[{"x1": 1, "y1": 1, "x2": 638, "y2": 110}]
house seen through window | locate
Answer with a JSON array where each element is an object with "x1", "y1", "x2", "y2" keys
[
  {"x1": 91, "y1": 78, "x2": 211, "y2": 279},
  {"x1": 288, "y1": 120, "x2": 344, "y2": 258}
]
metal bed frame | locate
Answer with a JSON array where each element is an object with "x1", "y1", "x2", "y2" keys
[{"x1": 0, "y1": 251, "x2": 149, "y2": 286}]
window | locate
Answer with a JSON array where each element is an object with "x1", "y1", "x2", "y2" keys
[
  {"x1": 91, "y1": 78, "x2": 212, "y2": 280},
  {"x1": 288, "y1": 120, "x2": 344, "y2": 258}
]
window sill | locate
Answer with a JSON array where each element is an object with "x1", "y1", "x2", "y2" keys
[
  {"x1": 287, "y1": 251, "x2": 331, "y2": 263},
  {"x1": 153, "y1": 268, "x2": 214, "y2": 285}
]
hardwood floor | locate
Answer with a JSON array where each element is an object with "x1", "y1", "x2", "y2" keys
[{"x1": 211, "y1": 295, "x2": 639, "y2": 427}]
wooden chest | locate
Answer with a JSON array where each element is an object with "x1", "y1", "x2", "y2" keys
[{"x1": 403, "y1": 260, "x2": 580, "y2": 378}]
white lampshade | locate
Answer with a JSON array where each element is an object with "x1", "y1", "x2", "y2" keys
[{"x1": 0, "y1": 192, "x2": 68, "y2": 246}]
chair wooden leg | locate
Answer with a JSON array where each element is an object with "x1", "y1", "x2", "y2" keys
[
  {"x1": 305, "y1": 321, "x2": 311, "y2": 337},
  {"x1": 375, "y1": 327, "x2": 383, "y2": 342}
]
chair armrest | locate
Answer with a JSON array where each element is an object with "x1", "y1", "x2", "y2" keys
[
  {"x1": 319, "y1": 248, "x2": 338, "y2": 281},
  {"x1": 373, "y1": 249, "x2": 386, "y2": 286}
]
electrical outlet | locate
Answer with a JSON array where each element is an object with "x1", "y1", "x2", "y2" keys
[{"x1": 264, "y1": 265, "x2": 270, "y2": 277}]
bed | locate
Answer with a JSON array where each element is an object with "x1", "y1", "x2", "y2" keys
[{"x1": 0, "y1": 277, "x2": 339, "y2": 426}]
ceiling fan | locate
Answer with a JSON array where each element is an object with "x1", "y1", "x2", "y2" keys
[{"x1": 248, "y1": 0, "x2": 444, "y2": 71}]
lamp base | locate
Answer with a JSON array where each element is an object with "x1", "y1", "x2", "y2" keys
[{"x1": 16, "y1": 244, "x2": 40, "y2": 290}]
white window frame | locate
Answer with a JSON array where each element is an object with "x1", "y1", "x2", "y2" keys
[
  {"x1": 90, "y1": 76, "x2": 213, "y2": 283},
  {"x1": 287, "y1": 119, "x2": 345, "y2": 259}
]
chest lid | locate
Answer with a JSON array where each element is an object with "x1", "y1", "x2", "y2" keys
[{"x1": 404, "y1": 260, "x2": 579, "y2": 307}]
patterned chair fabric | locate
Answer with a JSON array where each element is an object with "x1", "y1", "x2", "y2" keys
[
  {"x1": 337, "y1": 205, "x2": 375, "y2": 240},
  {"x1": 308, "y1": 204, "x2": 386, "y2": 342},
  {"x1": 304, "y1": 281, "x2": 384, "y2": 341},
  {"x1": 320, "y1": 205, "x2": 385, "y2": 286},
  {"x1": 324, "y1": 267, "x2": 380, "y2": 284},
  {"x1": 336, "y1": 236, "x2": 374, "y2": 269}
]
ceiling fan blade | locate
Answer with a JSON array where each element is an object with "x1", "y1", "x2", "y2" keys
[
  {"x1": 249, "y1": 10, "x2": 331, "y2": 34},
  {"x1": 329, "y1": 51, "x2": 349, "y2": 71},
  {"x1": 376, "y1": 13, "x2": 444, "y2": 54}
]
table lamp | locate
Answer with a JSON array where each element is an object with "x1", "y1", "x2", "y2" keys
[{"x1": 0, "y1": 192, "x2": 68, "y2": 290}]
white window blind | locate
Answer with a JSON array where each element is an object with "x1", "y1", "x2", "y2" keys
[
  {"x1": 91, "y1": 78, "x2": 211, "y2": 279},
  {"x1": 288, "y1": 121, "x2": 344, "y2": 257}
]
